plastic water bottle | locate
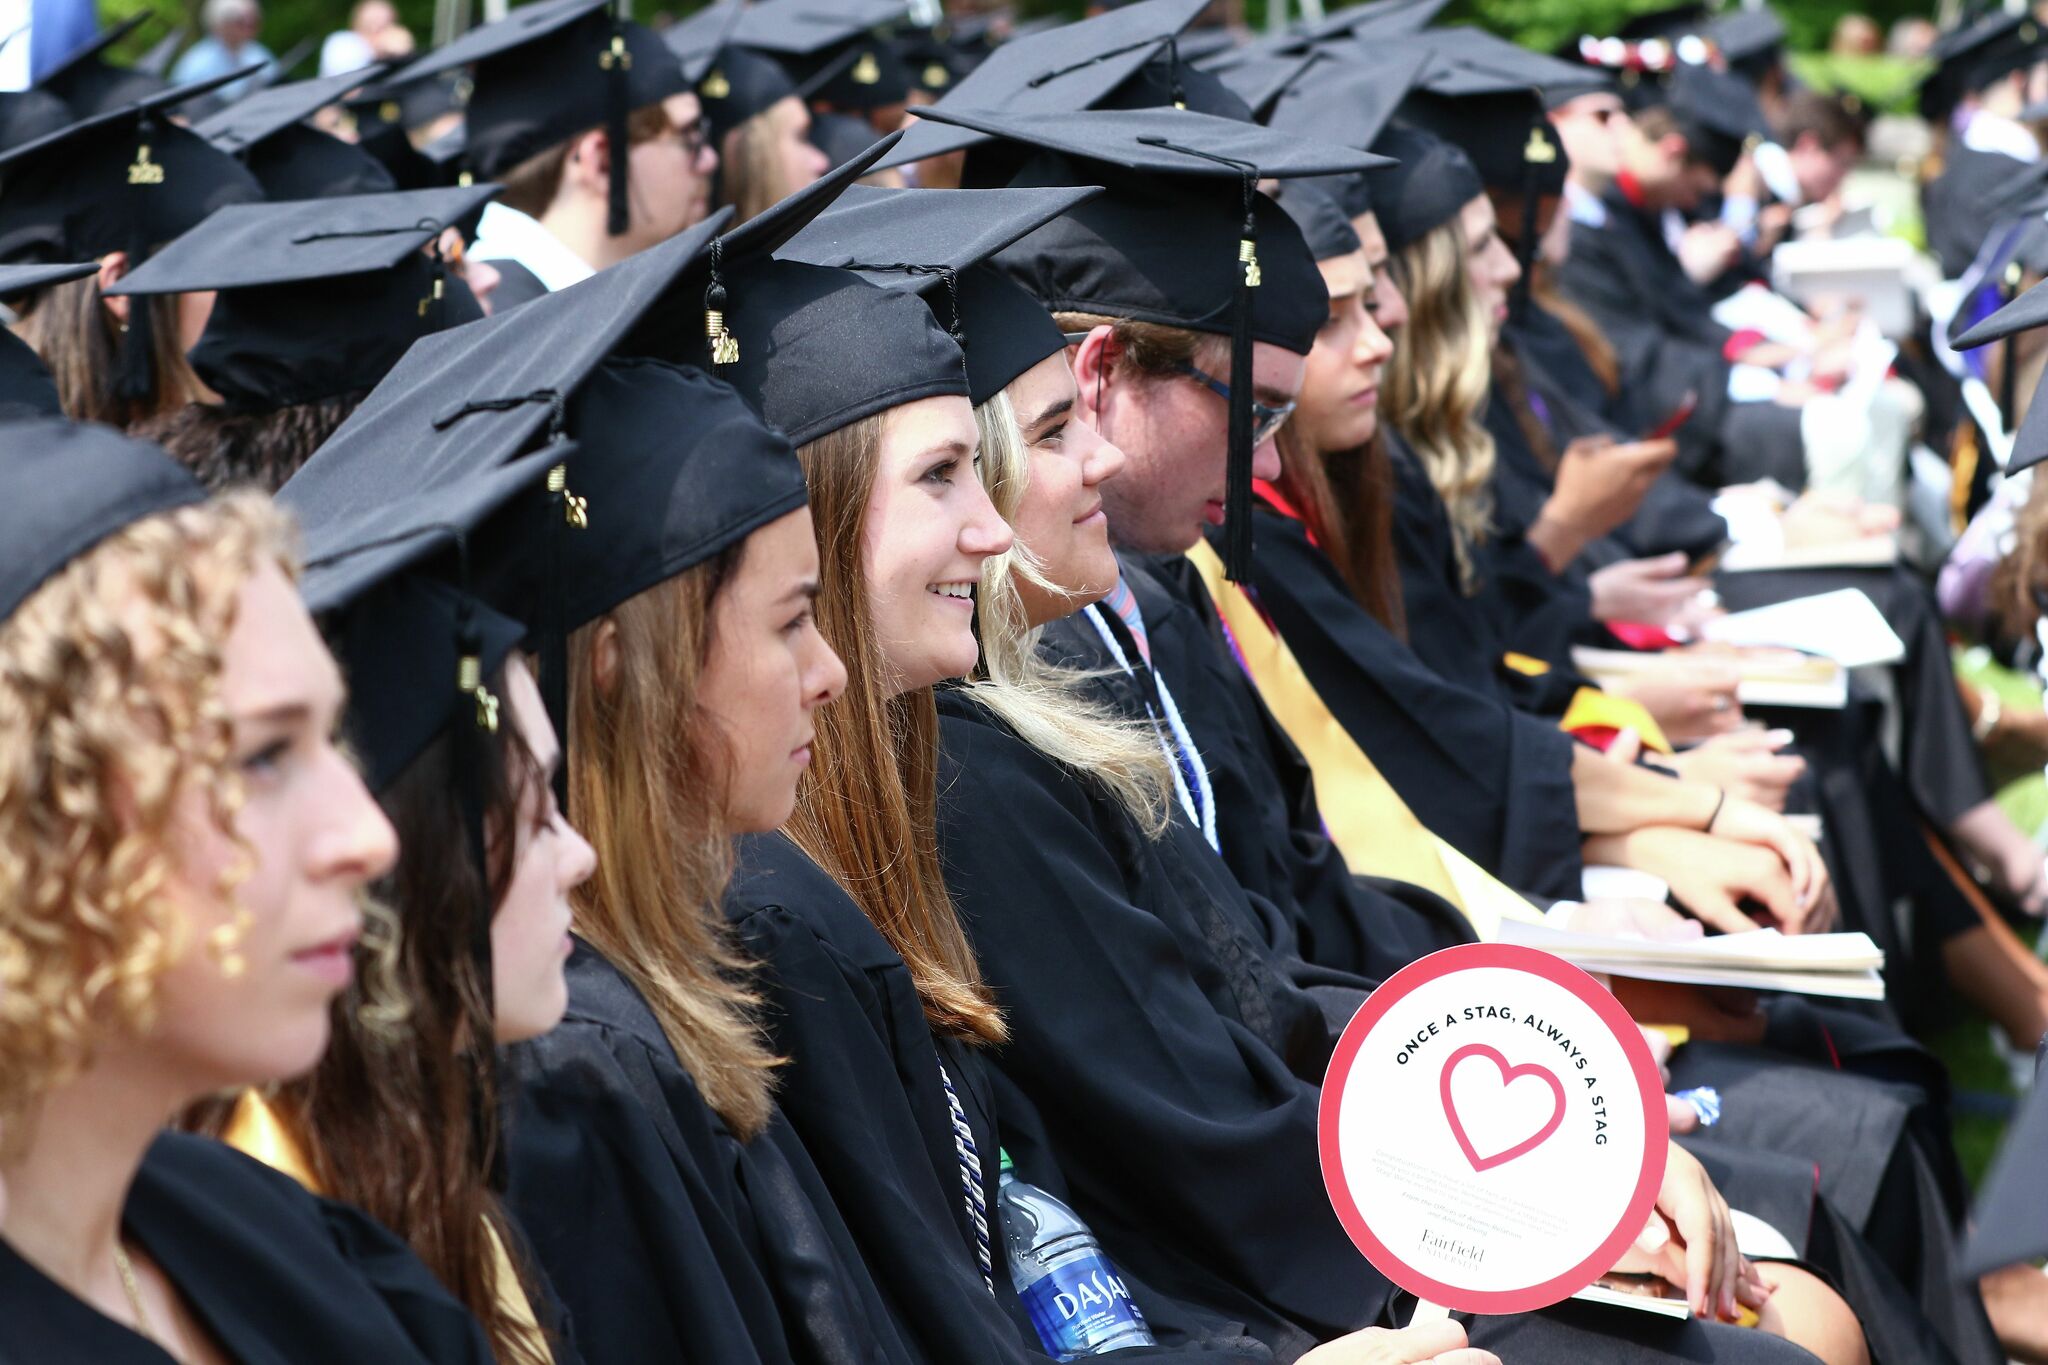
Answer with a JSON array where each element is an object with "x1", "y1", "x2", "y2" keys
[{"x1": 997, "y1": 1149, "x2": 1156, "y2": 1358}]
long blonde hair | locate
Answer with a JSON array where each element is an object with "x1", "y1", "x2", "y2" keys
[
  {"x1": 1383, "y1": 215, "x2": 1496, "y2": 589},
  {"x1": 965, "y1": 386, "x2": 1172, "y2": 834},
  {"x1": 783, "y1": 413, "x2": 1007, "y2": 1045},
  {"x1": 566, "y1": 558, "x2": 779, "y2": 1139},
  {"x1": 719, "y1": 100, "x2": 804, "y2": 227},
  {"x1": 0, "y1": 495, "x2": 287, "y2": 1126}
]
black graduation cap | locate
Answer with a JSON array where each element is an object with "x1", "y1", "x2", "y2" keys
[
  {"x1": 1960, "y1": 1052, "x2": 2048, "y2": 1276},
  {"x1": 398, "y1": 0, "x2": 694, "y2": 236},
  {"x1": 0, "y1": 418, "x2": 206, "y2": 626},
  {"x1": 777, "y1": 182, "x2": 1098, "y2": 402},
  {"x1": 1271, "y1": 179, "x2": 1361, "y2": 263},
  {"x1": 0, "y1": 264, "x2": 95, "y2": 418},
  {"x1": 1362, "y1": 122, "x2": 1481, "y2": 253},
  {"x1": 0, "y1": 69, "x2": 266, "y2": 407},
  {"x1": 0, "y1": 67, "x2": 267, "y2": 265},
  {"x1": 1709, "y1": 8, "x2": 1785, "y2": 78},
  {"x1": 872, "y1": 0, "x2": 1209, "y2": 171},
  {"x1": 1096, "y1": 50, "x2": 1253, "y2": 120},
  {"x1": 1263, "y1": 41, "x2": 1423, "y2": 186},
  {"x1": 927, "y1": 104, "x2": 1384, "y2": 578},
  {"x1": 727, "y1": 4, "x2": 913, "y2": 112},
  {"x1": 1413, "y1": 25, "x2": 1612, "y2": 105},
  {"x1": 286, "y1": 131, "x2": 897, "y2": 621},
  {"x1": 897, "y1": 30, "x2": 971, "y2": 98},
  {"x1": 1922, "y1": 12, "x2": 2044, "y2": 121},
  {"x1": 1663, "y1": 58, "x2": 1767, "y2": 177},
  {"x1": 1299, "y1": 0, "x2": 1450, "y2": 44},
  {"x1": 198, "y1": 66, "x2": 398, "y2": 199},
  {"x1": 0, "y1": 88, "x2": 79, "y2": 154},
  {"x1": 107, "y1": 185, "x2": 497, "y2": 412},
  {"x1": 32, "y1": 14, "x2": 168, "y2": 119}
]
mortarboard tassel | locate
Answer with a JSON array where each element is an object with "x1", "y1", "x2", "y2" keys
[
  {"x1": 704, "y1": 236, "x2": 738, "y2": 365},
  {"x1": 602, "y1": 4, "x2": 632, "y2": 237},
  {"x1": 1513, "y1": 119, "x2": 1556, "y2": 324},
  {"x1": 114, "y1": 117, "x2": 163, "y2": 410},
  {"x1": 1224, "y1": 169, "x2": 1258, "y2": 583}
]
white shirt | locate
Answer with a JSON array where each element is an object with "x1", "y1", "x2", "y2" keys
[
  {"x1": 469, "y1": 202, "x2": 596, "y2": 295},
  {"x1": 1962, "y1": 108, "x2": 2040, "y2": 163}
]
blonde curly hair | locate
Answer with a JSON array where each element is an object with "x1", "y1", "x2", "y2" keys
[{"x1": 0, "y1": 493, "x2": 288, "y2": 1124}]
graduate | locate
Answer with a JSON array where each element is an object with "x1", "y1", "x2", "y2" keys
[
  {"x1": 0, "y1": 73, "x2": 262, "y2": 429},
  {"x1": 1920, "y1": 13, "x2": 2048, "y2": 281},
  {"x1": 286, "y1": 146, "x2": 928, "y2": 1365},
  {"x1": 194, "y1": 66, "x2": 401, "y2": 199},
  {"x1": 0, "y1": 418, "x2": 491, "y2": 1363},
  {"x1": 924, "y1": 100, "x2": 1829, "y2": 1363},
  {"x1": 663, "y1": 3, "x2": 832, "y2": 225},
  {"x1": 214, "y1": 425, "x2": 608, "y2": 1365},
  {"x1": 383, "y1": 0, "x2": 717, "y2": 310},
  {"x1": 733, "y1": 184, "x2": 1356, "y2": 1361},
  {"x1": 110, "y1": 186, "x2": 496, "y2": 489}
]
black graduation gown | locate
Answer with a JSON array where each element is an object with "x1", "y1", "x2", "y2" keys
[
  {"x1": 1499, "y1": 307, "x2": 1729, "y2": 566},
  {"x1": 501, "y1": 939, "x2": 915, "y2": 1365},
  {"x1": 1922, "y1": 143, "x2": 2033, "y2": 281},
  {"x1": 1554, "y1": 187, "x2": 1805, "y2": 489},
  {"x1": 933, "y1": 688, "x2": 1825, "y2": 1365},
  {"x1": 0, "y1": 1131, "x2": 492, "y2": 1364},
  {"x1": 724, "y1": 831, "x2": 1272, "y2": 1365},
  {"x1": 1080, "y1": 557, "x2": 1477, "y2": 987},
  {"x1": 1240, "y1": 499, "x2": 1586, "y2": 901},
  {"x1": 1133, "y1": 551, "x2": 1996, "y2": 1362}
]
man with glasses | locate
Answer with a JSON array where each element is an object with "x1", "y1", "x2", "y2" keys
[{"x1": 389, "y1": 0, "x2": 720, "y2": 311}]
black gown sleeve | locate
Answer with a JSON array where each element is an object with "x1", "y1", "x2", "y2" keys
[
  {"x1": 502, "y1": 945, "x2": 912, "y2": 1365},
  {"x1": 934, "y1": 697, "x2": 1391, "y2": 1349},
  {"x1": 1242, "y1": 506, "x2": 1585, "y2": 901},
  {"x1": 729, "y1": 835, "x2": 1278, "y2": 1364}
]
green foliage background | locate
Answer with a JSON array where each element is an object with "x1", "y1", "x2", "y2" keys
[{"x1": 96, "y1": 0, "x2": 1938, "y2": 92}]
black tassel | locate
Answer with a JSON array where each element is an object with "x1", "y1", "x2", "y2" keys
[
  {"x1": 114, "y1": 298, "x2": 155, "y2": 406},
  {"x1": 1223, "y1": 172, "x2": 1257, "y2": 583},
  {"x1": 603, "y1": 7, "x2": 631, "y2": 237},
  {"x1": 704, "y1": 236, "x2": 737, "y2": 365},
  {"x1": 1512, "y1": 119, "x2": 1551, "y2": 323},
  {"x1": 448, "y1": 561, "x2": 502, "y2": 1186}
]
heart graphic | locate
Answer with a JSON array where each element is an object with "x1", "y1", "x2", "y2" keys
[{"x1": 1439, "y1": 1043, "x2": 1567, "y2": 1173}]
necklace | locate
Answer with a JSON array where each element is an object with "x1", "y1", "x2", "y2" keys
[{"x1": 111, "y1": 1240, "x2": 158, "y2": 1342}]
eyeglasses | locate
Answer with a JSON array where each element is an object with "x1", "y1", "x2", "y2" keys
[
  {"x1": 650, "y1": 116, "x2": 710, "y2": 157},
  {"x1": 1171, "y1": 361, "x2": 1296, "y2": 446}
]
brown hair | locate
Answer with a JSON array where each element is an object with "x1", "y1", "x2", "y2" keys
[
  {"x1": 496, "y1": 102, "x2": 684, "y2": 221},
  {"x1": 1777, "y1": 90, "x2": 1866, "y2": 154},
  {"x1": 135, "y1": 391, "x2": 369, "y2": 492},
  {"x1": 566, "y1": 552, "x2": 780, "y2": 1140},
  {"x1": 12, "y1": 277, "x2": 207, "y2": 428},
  {"x1": 273, "y1": 674, "x2": 553, "y2": 1365},
  {"x1": 1272, "y1": 422, "x2": 1406, "y2": 638},
  {"x1": 0, "y1": 494, "x2": 290, "y2": 1127},
  {"x1": 783, "y1": 413, "x2": 1007, "y2": 1045}
]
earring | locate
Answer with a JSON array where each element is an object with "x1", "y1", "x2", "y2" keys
[{"x1": 206, "y1": 907, "x2": 252, "y2": 980}]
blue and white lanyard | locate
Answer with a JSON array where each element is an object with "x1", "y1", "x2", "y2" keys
[{"x1": 1084, "y1": 604, "x2": 1218, "y2": 852}]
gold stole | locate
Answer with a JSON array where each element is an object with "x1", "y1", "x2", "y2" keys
[
  {"x1": 1185, "y1": 540, "x2": 1547, "y2": 939},
  {"x1": 223, "y1": 1090, "x2": 554, "y2": 1364}
]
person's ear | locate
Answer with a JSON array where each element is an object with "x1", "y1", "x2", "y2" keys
[
  {"x1": 566, "y1": 127, "x2": 611, "y2": 196},
  {"x1": 1069, "y1": 325, "x2": 1118, "y2": 425},
  {"x1": 95, "y1": 251, "x2": 132, "y2": 327},
  {"x1": 1657, "y1": 133, "x2": 1690, "y2": 164}
]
